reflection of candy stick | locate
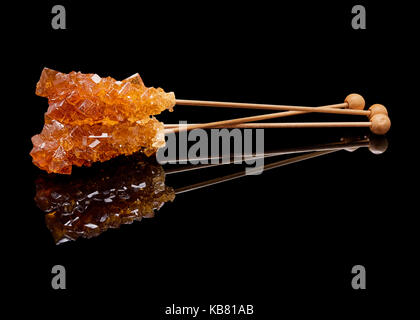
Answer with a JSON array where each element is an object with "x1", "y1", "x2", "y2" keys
[
  {"x1": 164, "y1": 135, "x2": 387, "y2": 175},
  {"x1": 35, "y1": 155, "x2": 174, "y2": 244},
  {"x1": 174, "y1": 151, "x2": 336, "y2": 194},
  {"x1": 35, "y1": 135, "x2": 387, "y2": 244}
]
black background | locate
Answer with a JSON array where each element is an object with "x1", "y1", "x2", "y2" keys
[{"x1": 3, "y1": 0, "x2": 418, "y2": 316}]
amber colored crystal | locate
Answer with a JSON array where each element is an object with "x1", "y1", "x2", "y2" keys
[
  {"x1": 36, "y1": 68, "x2": 175, "y2": 125},
  {"x1": 31, "y1": 68, "x2": 175, "y2": 174},
  {"x1": 34, "y1": 154, "x2": 175, "y2": 244}
]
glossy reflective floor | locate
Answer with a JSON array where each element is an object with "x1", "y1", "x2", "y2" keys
[
  {"x1": 34, "y1": 135, "x2": 387, "y2": 244},
  {"x1": 6, "y1": 2, "x2": 415, "y2": 315}
]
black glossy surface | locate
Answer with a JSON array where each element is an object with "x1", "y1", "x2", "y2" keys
[{"x1": 4, "y1": 1, "x2": 416, "y2": 316}]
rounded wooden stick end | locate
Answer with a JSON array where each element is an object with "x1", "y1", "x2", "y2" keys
[
  {"x1": 345, "y1": 93, "x2": 365, "y2": 110},
  {"x1": 368, "y1": 104, "x2": 388, "y2": 119},
  {"x1": 370, "y1": 114, "x2": 391, "y2": 135}
]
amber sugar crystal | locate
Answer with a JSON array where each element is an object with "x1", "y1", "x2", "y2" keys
[{"x1": 31, "y1": 68, "x2": 176, "y2": 174}]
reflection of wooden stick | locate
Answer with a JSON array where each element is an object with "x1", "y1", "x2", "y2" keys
[
  {"x1": 174, "y1": 150, "x2": 336, "y2": 194},
  {"x1": 164, "y1": 139, "x2": 369, "y2": 175}
]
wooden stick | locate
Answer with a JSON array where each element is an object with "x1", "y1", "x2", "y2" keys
[
  {"x1": 164, "y1": 121, "x2": 371, "y2": 134},
  {"x1": 164, "y1": 122, "x2": 371, "y2": 129},
  {"x1": 176, "y1": 98, "x2": 348, "y2": 112},
  {"x1": 175, "y1": 99, "x2": 369, "y2": 116},
  {"x1": 174, "y1": 150, "x2": 336, "y2": 194}
]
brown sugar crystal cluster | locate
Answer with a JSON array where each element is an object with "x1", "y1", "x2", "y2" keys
[{"x1": 30, "y1": 68, "x2": 176, "y2": 174}]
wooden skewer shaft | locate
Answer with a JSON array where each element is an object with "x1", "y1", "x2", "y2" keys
[
  {"x1": 169, "y1": 98, "x2": 389, "y2": 135},
  {"x1": 164, "y1": 122, "x2": 371, "y2": 133},
  {"x1": 165, "y1": 105, "x2": 371, "y2": 133},
  {"x1": 176, "y1": 98, "x2": 348, "y2": 111},
  {"x1": 164, "y1": 122, "x2": 371, "y2": 129},
  {"x1": 175, "y1": 99, "x2": 369, "y2": 116}
]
